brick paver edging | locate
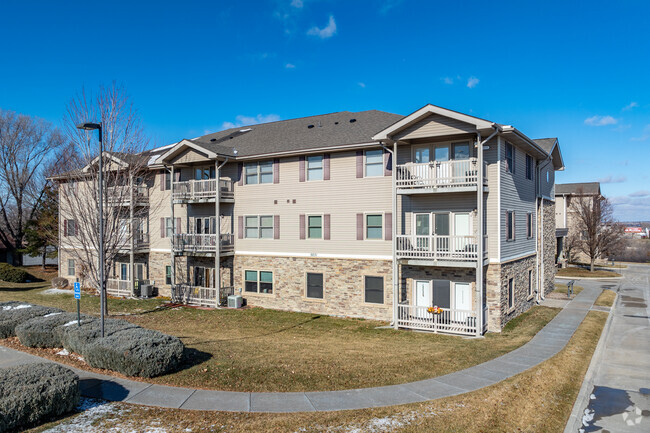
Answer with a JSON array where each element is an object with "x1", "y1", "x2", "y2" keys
[{"x1": 0, "y1": 282, "x2": 604, "y2": 413}]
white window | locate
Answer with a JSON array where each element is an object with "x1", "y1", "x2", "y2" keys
[
  {"x1": 120, "y1": 263, "x2": 128, "y2": 281},
  {"x1": 364, "y1": 276, "x2": 384, "y2": 304},
  {"x1": 67, "y1": 259, "x2": 75, "y2": 276},
  {"x1": 65, "y1": 219, "x2": 77, "y2": 237},
  {"x1": 307, "y1": 155, "x2": 323, "y2": 181},
  {"x1": 165, "y1": 266, "x2": 172, "y2": 285},
  {"x1": 244, "y1": 270, "x2": 273, "y2": 294},
  {"x1": 194, "y1": 166, "x2": 215, "y2": 180},
  {"x1": 308, "y1": 215, "x2": 322, "y2": 239},
  {"x1": 245, "y1": 161, "x2": 273, "y2": 184},
  {"x1": 365, "y1": 150, "x2": 383, "y2": 177},
  {"x1": 366, "y1": 214, "x2": 383, "y2": 239},
  {"x1": 508, "y1": 278, "x2": 514, "y2": 310},
  {"x1": 306, "y1": 273, "x2": 324, "y2": 299},
  {"x1": 165, "y1": 218, "x2": 175, "y2": 238},
  {"x1": 195, "y1": 217, "x2": 216, "y2": 235},
  {"x1": 245, "y1": 215, "x2": 273, "y2": 239}
]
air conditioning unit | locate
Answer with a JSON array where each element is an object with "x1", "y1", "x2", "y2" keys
[
  {"x1": 140, "y1": 284, "x2": 153, "y2": 298},
  {"x1": 228, "y1": 295, "x2": 243, "y2": 308}
]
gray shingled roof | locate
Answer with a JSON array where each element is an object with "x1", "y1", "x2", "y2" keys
[
  {"x1": 555, "y1": 182, "x2": 601, "y2": 195},
  {"x1": 188, "y1": 110, "x2": 404, "y2": 157},
  {"x1": 533, "y1": 138, "x2": 557, "y2": 153}
]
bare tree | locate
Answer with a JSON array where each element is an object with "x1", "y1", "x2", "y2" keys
[
  {"x1": 0, "y1": 110, "x2": 67, "y2": 266},
  {"x1": 568, "y1": 188, "x2": 624, "y2": 271},
  {"x1": 58, "y1": 83, "x2": 152, "y2": 314}
]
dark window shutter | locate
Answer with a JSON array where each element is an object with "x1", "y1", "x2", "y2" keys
[
  {"x1": 323, "y1": 153, "x2": 330, "y2": 180},
  {"x1": 357, "y1": 213, "x2": 364, "y2": 240},
  {"x1": 273, "y1": 158, "x2": 280, "y2": 184},
  {"x1": 356, "y1": 151, "x2": 364, "y2": 178},
  {"x1": 299, "y1": 214, "x2": 306, "y2": 239},
  {"x1": 160, "y1": 172, "x2": 164, "y2": 191},
  {"x1": 324, "y1": 214, "x2": 330, "y2": 240},
  {"x1": 238, "y1": 216, "x2": 244, "y2": 239},
  {"x1": 238, "y1": 163, "x2": 243, "y2": 186},
  {"x1": 160, "y1": 218, "x2": 165, "y2": 238},
  {"x1": 299, "y1": 156, "x2": 305, "y2": 182},
  {"x1": 384, "y1": 150, "x2": 392, "y2": 176},
  {"x1": 176, "y1": 217, "x2": 181, "y2": 234},
  {"x1": 274, "y1": 215, "x2": 280, "y2": 239},
  {"x1": 385, "y1": 212, "x2": 392, "y2": 241}
]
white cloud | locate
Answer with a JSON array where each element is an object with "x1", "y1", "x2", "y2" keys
[
  {"x1": 597, "y1": 175, "x2": 627, "y2": 184},
  {"x1": 358, "y1": 82, "x2": 366, "y2": 88},
  {"x1": 307, "y1": 15, "x2": 337, "y2": 39},
  {"x1": 442, "y1": 77, "x2": 454, "y2": 85},
  {"x1": 629, "y1": 190, "x2": 650, "y2": 198},
  {"x1": 285, "y1": 63, "x2": 296, "y2": 69},
  {"x1": 291, "y1": 0, "x2": 303, "y2": 8},
  {"x1": 220, "y1": 114, "x2": 281, "y2": 131},
  {"x1": 467, "y1": 77, "x2": 479, "y2": 88},
  {"x1": 622, "y1": 101, "x2": 639, "y2": 111},
  {"x1": 631, "y1": 124, "x2": 650, "y2": 141},
  {"x1": 584, "y1": 115, "x2": 617, "y2": 126},
  {"x1": 379, "y1": 0, "x2": 404, "y2": 14},
  {"x1": 611, "y1": 195, "x2": 650, "y2": 221}
]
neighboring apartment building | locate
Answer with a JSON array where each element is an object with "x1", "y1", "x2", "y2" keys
[
  {"x1": 58, "y1": 104, "x2": 564, "y2": 335},
  {"x1": 555, "y1": 182, "x2": 601, "y2": 265}
]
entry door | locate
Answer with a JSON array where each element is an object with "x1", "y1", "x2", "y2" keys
[
  {"x1": 413, "y1": 146, "x2": 430, "y2": 180},
  {"x1": 434, "y1": 146, "x2": 450, "y2": 182},
  {"x1": 120, "y1": 263, "x2": 128, "y2": 281},
  {"x1": 135, "y1": 263, "x2": 144, "y2": 281},
  {"x1": 454, "y1": 283, "x2": 471, "y2": 320},
  {"x1": 414, "y1": 213, "x2": 430, "y2": 250},
  {"x1": 454, "y1": 213, "x2": 471, "y2": 252},
  {"x1": 433, "y1": 213, "x2": 450, "y2": 253},
  {"x1": 414, "y1": 280, "x2": 431, "y2": 318}
]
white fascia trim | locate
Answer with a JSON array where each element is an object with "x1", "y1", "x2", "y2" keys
[
  {"x1": 150, "y1": 248, "x2": 172, "y2": 253},
  {"x1": 372, "y1": 104, "x2": 493, "y2": 141},
  {"x1": 82, "y1": 153, "x2": 129, "y2": 173},
  {"x1": 234, "y1": 142, "x2": 383, "y2": 160},
  {"x1": 494, "y1": 251, "x2": 537, "y2": 264},
  {"x1": 156, "y1": 139, "x2": 218, "y2": 165},
  {"x1": 235, "y1": 251, "x2": 393, "y2": 260}
]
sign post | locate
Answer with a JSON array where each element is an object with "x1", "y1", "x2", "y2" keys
[{"x1": 74, "y1": 282, "x2": 81, "y2": 326}]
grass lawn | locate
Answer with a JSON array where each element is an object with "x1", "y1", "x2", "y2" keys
[
  {"x1": 553, "y1": 282, "x2": 584, "y2": 297},
  {"x1": 594, "y1": 289, "x2": 617, "y2": 307},
  {"x1": 556, "y1": 267, "x2": 621, "y2": 278},
  {"x1": 569, "y1": 261, "x2": 627, "y2": 269},
  {"x1": 2, "y1": 268, "x2": 558, "y2": 393},
  {"x1": 26, "y1": 311, "x2": 608, "y2": 433}
]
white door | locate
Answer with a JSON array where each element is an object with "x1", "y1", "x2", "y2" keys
[
  {"x1": 454, "y1": 213, "x2": 471, "y2": 253},
  {"x1": 434, "y1": 146, "x2": 450, "y2": 183},
  {"x1": 454, "y1": 283, "x2": 471, "y2": 321},
  {"x1": 413, "y1": 146, "x2": 430, "y2": 182},
  {"x1": 414, "y1": 280, "x2": 431, "y2": 318}
]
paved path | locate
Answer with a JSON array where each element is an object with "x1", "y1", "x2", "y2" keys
[
  {"x1": 565, "y1": 264, "x2": 650, "y2": 432},
  {"x1": 1, "y1": 282, "x2": 604, "y2": 413}
]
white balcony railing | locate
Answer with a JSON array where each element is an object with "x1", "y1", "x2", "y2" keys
[
  {"x1": 396, "y1": 234, "x2": 486, "y2": 261},
  {"x1": 107, "y1": 278, "x2": 151, "y2": 297},
  {"x1": 172, "y1": 233, "x2": 234, "y2": 254},
  {"x1": 173, "y1": 284, "x2": 235, "y2": 308},
  {"x1": 397, "y1": 304, "x2": 477, "y2": 335},
  {"x1": 396, "y1": 158, "x2": 487, "y2": 190},
  {"x1": 106, "y1": 185, "x2": 148, "y2": 205},
  {"x1": 172, "y1": 179, "x2": 234, "y2": 201}
]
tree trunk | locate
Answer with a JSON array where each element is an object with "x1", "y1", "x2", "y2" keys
[
  {"x1": 41, "y1": 250, "x2": 46, "y2": 269},
  {"x1": 590, "y1": 258, "x2": 595, "y2": 272}
]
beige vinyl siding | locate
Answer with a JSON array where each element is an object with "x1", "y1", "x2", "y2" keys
[
  {"x1": 499, "y1": 139, "x2": 537, "y2": 260},
  {"x1": 393, "y1": 114, "x2": 476, "y2": 141},
  {"x1": 148, "y1": 168, "x2": 175, "y2": 251},
  {"x1": 233, "y1": 150, "x2": 391, "y2": 256},
  {"x1": 170, "y1": 148, "x2": 212, "y2": 165}
]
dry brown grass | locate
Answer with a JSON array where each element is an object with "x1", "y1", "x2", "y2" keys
[
  {"x1": 1, "y1": 283, "x2": 558, "y2": 392},
  {"x1": 557, "y1": 267, "x2": 621, "y2": 278},
  {"x1": 26, "y1": 311, "x2": 608, "y2": 433},
  {"x1": 594, "y1": 289, "x2": 617, "y2": 307}
]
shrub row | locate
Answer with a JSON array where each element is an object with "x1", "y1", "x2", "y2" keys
[
  {"x1": 60, "y1": 317, "x2": 139, "y2": 356},
  {"x1": 0, "y1": 304, "x2": 63, "y2": 338},
  {"x1": 0, "y1": 263, "x2": 36, "y2": 283},
  {"x1": 16, "y1": 312, "x2": 90, "y2": 348},
  {"x1": 0, "y1": 363, "x2": 79, "y2": 433}
]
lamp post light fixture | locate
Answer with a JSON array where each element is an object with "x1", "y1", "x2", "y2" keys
[{"x1": 76, "y1": 122, "x2": 105, "y2": 338}]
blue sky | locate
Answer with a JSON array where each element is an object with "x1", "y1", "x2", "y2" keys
[{"x1": 1, "y1": 0, "x2": 649, "y2": 220}]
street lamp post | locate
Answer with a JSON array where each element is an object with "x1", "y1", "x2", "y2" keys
[{"x1": 76, "y1": 122, "x2": 105, "y2": 338}]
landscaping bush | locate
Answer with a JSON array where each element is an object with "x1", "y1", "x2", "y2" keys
[
  {"x1": 51, "y1": 277, "x2": 69, "y2": 289},
  {"x1": 0, "y1": 304, "x2": 63, "y2": 338},
  {"x1": 84, "y1": 327, "x2": 184, "y2": 377},
  {"x1": 15, "y1": 312, "x2": 91, "y2": 348},
  {"x1": 61, "y1": 317, "x2": 139, "y2": 356},
  {"x1": 0, "y1": 263, "x2": 37, "y2": 283},
  {"x1": 0, "y1": 362, "x2": 79, "y2": 433}
]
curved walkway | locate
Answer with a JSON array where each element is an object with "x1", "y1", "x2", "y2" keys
[{"x1": 0, "y1": 281, "x2": 609, "y2": 413}]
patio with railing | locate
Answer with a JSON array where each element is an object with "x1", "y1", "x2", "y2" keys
[
  {"x1": 106, "y1": 185, "x2": 149, "y2": 205},
  {"x1": 396, "y1": 234, "x2": 487, "y2": 261},
  {"x1": 173, "y1": 284, "x2": 235, "y2": 307},
  {"x1": 396, "y1": 158, "x2": 487, "y2": 191},
  {"x1": 172, "y1": 179, "x2": 234, "y2": 201},
  {"x1": 172, "y1": 233, "x2": 234, "y2": 254},
  {"x1": 396, "y1": 304, "x2": 478, "y2": 335}
]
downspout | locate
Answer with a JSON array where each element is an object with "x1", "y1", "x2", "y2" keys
[
  {"x1": 476, "y1": 125, "x2": 500, "y2": 336},
  {"x1": 379, "y1": 141, "x2": 398, "y2": 329},
  {"x1": 215, "y1": 156, "x2": 229, "y2": 307}
]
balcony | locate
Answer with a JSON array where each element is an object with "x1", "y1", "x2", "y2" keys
[
  {"x1": 106, "y1": 278, "x2": 150, "y2": 298},
  {"x1": 117, "y1": 232, "x2": 150, "y2": 252},
  {"x1": 396, "y1": 304, "x2": 477, "y2": 335},
  {"x1": 172, "y1": 284, "x2": 235, "y2": 308},
  {"x1": 396, "y1": 158, "x2": 487, "y2": 193},
  {"x1": 172, "y1": 179, "x2": 234, "y2": 203},
  {"x1": 396, "y1": 234, "x2": 487, "y2": 265},
  {"x1": 106, "y1": 185, "x2": 149, "y2": 206},
  {"x1": 172, "y1": 233, "x2": 234, "y2": 255}
]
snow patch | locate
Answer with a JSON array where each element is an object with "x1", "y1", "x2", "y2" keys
[
  {"x1": 3, "y1": 304, "x2": 31, "y2": 311},
  {"x1": 43, "y1": 288, "x2": 73, "y2": 295},
  {"x1": 56, "y1": 349, "x2": 70, "y2": 356},
  {"x1": 63, "y1": 321, "x2": 78, "y2": 327},
  {"x1": 45, "y1": 312, "x2": 63, "y2": 317}
]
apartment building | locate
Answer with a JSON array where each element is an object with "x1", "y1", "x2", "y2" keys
[{"x1": 58, "y1": 104, "x2": 564, "y2": 335}]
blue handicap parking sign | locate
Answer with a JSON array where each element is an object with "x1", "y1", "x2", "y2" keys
[{"x1": 74, "y1": 282, "x2": 81, "y2": 299}]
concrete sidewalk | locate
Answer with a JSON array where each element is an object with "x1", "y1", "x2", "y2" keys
[
  {"x1": 565, "y1": 264, "x2": 650, "y2": 432},
  {"x1": 0, "y1": 281, "x2": 604, "y2": 413}
]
